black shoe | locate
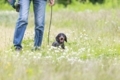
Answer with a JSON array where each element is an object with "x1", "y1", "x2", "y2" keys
[
  {"x1": 15, "y1": 47, "x2": 22, "y2": 52},
  {"x1": 31, "y1": 47, "x2": 40, "y2": 51}
]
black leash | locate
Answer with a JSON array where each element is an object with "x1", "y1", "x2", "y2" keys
[{"x1": 48, "y1": 6, "x2": 53, "y2": 45}]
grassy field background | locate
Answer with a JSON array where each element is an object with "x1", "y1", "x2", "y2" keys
[{"x1": 0, "y1": 4, "x2": 120, "y2": 80}]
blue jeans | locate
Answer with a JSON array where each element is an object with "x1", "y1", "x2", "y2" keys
[
  {"x1": 8, "y1": 0, "x2": 16, "y2": 6},
  {"x1": 13, "y1": 0, "x2": 47, "y2": 49}
]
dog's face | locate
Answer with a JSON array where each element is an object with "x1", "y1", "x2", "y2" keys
[{"x1": 56, "y1": 33, "x2": 67, "y2": 44}]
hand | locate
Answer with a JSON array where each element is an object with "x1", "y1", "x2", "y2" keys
[{"x1": 49, "y1": 0, "x2": 55, "y2": 6}]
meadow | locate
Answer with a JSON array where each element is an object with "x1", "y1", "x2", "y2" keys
[{"x1": 0, "y1": 6, "x2": 120, "y2": 80}]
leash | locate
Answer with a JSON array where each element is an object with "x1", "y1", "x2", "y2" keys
[{"x1": 48, "y1": 6, "x2": 53, "y2": 45}]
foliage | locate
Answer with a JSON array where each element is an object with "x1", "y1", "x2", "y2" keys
[
  {"x1": 0, "y1": 0, "x2": 6, "y2": 3},
  {"x1": 56, "y1": 0, "x2": 72, "y2": 7},
  {"x1": 0, "y1": 0, "x2": 120, "y2": 10},
  {"x1": 89, "y1": 0, "x2": 105, "y2": 4}
]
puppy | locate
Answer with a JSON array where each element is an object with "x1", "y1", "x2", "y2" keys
[{"x1": 52, "y1": 33, "x2": 67, "y2": 49}]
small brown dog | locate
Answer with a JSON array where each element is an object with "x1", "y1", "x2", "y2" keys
[{"x1": 52, "y1": 33, "x2": 67, "y2": 49}]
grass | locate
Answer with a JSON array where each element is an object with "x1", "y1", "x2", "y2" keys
[{"x1": 0, "y1": 8, "x2": 120, "y2": 80}]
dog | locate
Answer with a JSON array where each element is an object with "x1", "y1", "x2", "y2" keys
[{"x1": 52, "y1": 33, "x2": 67, "y2": 49}]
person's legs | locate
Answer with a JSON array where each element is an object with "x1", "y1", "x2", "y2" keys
[
  {"x1": 33, "y1": 0, "x2": 47, "y2": 48},
  {"x1": 13, "y1": 0, "x2": 31, "y2": 49}
]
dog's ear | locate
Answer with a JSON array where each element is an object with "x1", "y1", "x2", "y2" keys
[
  {"x1": 56, "y1": 34, "x2": 60, "y2": 42},
  {"x1": 64, "y1": 34, "x2": 67, "y2": 42}
]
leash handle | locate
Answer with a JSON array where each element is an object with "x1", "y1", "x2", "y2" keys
[{"x1": 48, "y1": 6, "x2": 52, "y2": 45}]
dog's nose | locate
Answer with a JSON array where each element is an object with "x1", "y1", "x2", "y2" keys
[{"x1": 60, "y1": 38, "x2": 63, "y2": 40}]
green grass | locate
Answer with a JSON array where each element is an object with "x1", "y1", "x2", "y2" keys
[{"x1": 0, "y1": 8, "x2": 120, "y2": 80}]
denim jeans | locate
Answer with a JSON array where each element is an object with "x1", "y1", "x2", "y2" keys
[
  {"x1": 8, "y1": 0, "x2": 16, "y2": 7},
  {"x1": 13, "y1": 0, "x2": 47, "y2": 49}
]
